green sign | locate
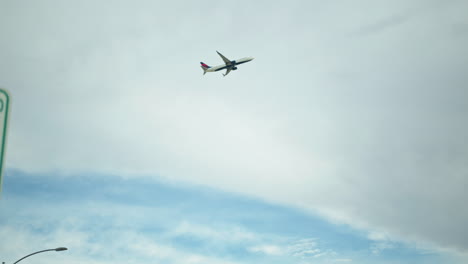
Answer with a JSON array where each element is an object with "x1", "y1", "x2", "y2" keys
[{"x1": 0, "y1": 89, "x2": 10, "y2": 194}]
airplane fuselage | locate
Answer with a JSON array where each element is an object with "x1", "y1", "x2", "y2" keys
[{"x1": 204, "y1": 57, "x2": 254, "y2": 73}]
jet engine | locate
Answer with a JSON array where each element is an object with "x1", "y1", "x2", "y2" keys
[{"x1": 232, "y1": 67, "x2": 238, "y2": 70}]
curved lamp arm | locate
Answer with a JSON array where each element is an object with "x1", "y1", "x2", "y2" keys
[{"x1": 13, "y1": 248, "x2": 67, "y2": 264}]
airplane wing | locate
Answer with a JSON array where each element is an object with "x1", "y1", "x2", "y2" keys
[
  {"x1": 216, "y1": 51, "x2": 231, "y2": 65},
  {"x1": 223, "y1": 67, "x2": 232, "y2": 76}
]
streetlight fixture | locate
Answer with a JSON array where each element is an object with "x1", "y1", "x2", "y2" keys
[{"x1": 5, "y1": 247, "x2": 68, "y2": 264}]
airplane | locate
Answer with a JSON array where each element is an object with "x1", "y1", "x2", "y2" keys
[{"x1": 200, "y1": 51, "x2": 254, "y2": 76}]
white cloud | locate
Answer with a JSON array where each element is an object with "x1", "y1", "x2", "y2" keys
[
  {"x1": 248, "y1": 245, "x2": 284, "y2": 256},
  {"x1": 370, "y1": 241, "x2": 395, "y2": 255},
  {"x1": 368, "y1": 231, "x2": 391, "y2": 242},
  {"x1": 248, "y1": 237, "x2": 334, "y2": 260},
  {"x1": 288, "y1": 238, "x2": 320, "y2": 258}
]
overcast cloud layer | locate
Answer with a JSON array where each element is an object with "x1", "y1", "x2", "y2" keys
[{"x1": 1, "y1": 0, "x2": 468, "y2": 258}]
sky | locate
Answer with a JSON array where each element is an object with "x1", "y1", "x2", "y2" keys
[{"x1": 0, "y1": 0, "x2": 467, "y2": 263}]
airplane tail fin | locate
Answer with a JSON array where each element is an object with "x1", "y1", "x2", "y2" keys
[{"x1": 200, "y1": 62, "x2": 210, "y2": 75}]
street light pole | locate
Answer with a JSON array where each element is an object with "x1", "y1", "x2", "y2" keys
[{"x1": 9, "y1": 247, "x2": 68, "y2": 264}]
